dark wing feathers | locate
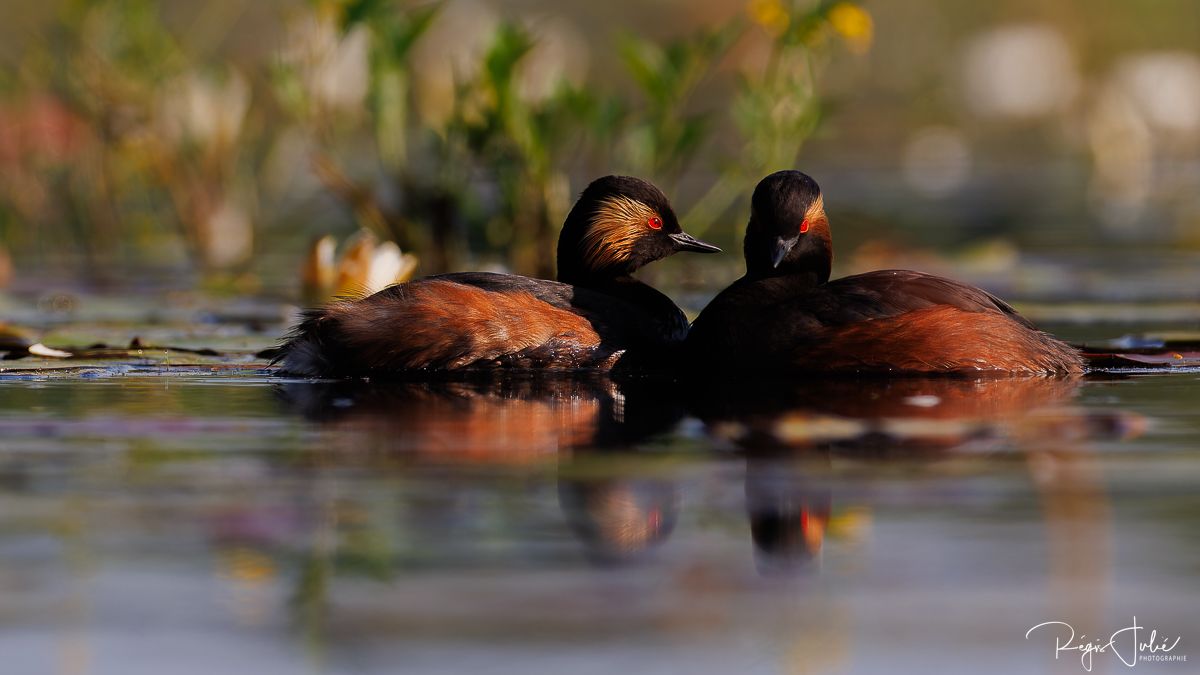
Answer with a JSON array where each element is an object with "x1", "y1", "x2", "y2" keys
[
  {"x1": 817, "y1": 270, "x2": 1036, "y2": 329},
  {"x1": 431, "y1": 271, "x2": 688, "y2": 343},
  {"x1": 426, "y1": 272, "x2": 576, "y2": 306}
]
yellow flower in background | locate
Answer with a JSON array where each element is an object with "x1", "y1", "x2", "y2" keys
[
  {"x1": 749, "y1": 0, "x2": 790, "y2": 37},
  {"x1": 828, "y1": 2, "x2": 873, "y2": 53}
]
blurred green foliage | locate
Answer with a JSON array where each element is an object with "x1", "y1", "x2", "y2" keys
[{"x1": 0, "y1": 0, "x2": 866, "y2": 289}]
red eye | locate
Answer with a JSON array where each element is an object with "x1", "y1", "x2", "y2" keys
[
  {"x1": 799, "y1": 219, "x2": 810, "y2": 234},
  {"x1": 648, "y1": 216, "x2": 662, "y2": 230}
]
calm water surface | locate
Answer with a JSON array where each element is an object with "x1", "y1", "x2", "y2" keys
[{"x1": 0, "y1": 356, "x2": 1197, "y2": 674}]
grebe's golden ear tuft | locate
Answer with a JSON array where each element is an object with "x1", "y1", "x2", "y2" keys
[
  {"x1": 581, "y1": 195, "x2": 659, "y2": 271},
  {"x1": 804, "y1": 194, "x2": 828, "y2": 233}
]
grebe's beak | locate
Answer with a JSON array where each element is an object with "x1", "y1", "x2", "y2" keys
[
  {"x1": 770, "y1": 236, "x2": 799, "y2": 268},
  {"x1": 669, "y1": 232, "x2": 721, "y2": 254}
]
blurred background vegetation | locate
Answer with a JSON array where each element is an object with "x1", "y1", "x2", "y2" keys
[{"x1": 0, "y1": 0, "x2": 1198, "y2": 302}]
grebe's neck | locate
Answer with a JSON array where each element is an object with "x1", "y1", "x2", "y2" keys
[
  {"x1": 590, "y1": 275, "x2": 688, "y2": 343},
  {"x1": 556, "y1": 210, "x2": 625, "y2": 287},
  {"x1": 556, "y1": 254, "x2": 611, "y2": 288},
  {"x1": 558, "y1": 265, "x2": 689, "y2": 344}
]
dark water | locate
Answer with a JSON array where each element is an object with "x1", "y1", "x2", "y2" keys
[{"x1": 0, "y1": 357, "x2": 1197, "y2": 674}]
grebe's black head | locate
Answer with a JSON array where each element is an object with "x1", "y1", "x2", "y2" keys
[
  {"x1": 744, "y1": 170, "x2": 832, "y2": 283},
  {"x1": 557, "y1": 176, "x2": 719, "y2": 284}
]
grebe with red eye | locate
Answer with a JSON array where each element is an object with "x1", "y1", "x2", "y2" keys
[
  {"x1": 684, "y1": 170, "x2": 1084, "y2": 375},
  {"x1": 275, "y1": 175, "x2": 720, "y2": 377}
]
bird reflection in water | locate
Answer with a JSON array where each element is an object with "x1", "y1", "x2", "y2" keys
[
  {"x1": 278, "y1": 374, "x2": 685, "y2": 563},
  {"x1": 557, "y1": 473, "x2": 679, "y2": 564},
  {"x1": 277, "y1": 374, "x2": 685, "y2": 463},
  {"x1": 692, "y1": 376, "x2": 1084, "y2": 456},
  {"x1": 691, "y1": 375, "x2": 1143, "y2": 574},
  {"x1": 267, "y1": 373, "x2": 687, "y2": 640}
]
